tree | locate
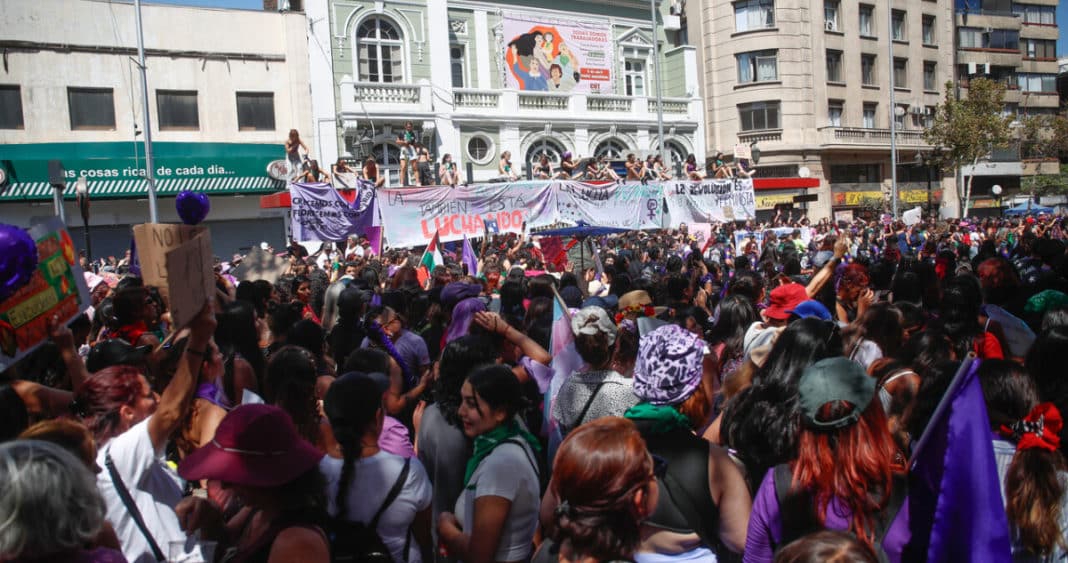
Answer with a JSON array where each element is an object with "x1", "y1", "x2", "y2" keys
[
  {"x1": 1019, "y1": 114, "x2": 1068, "y2": 200},
  {"x1": 924, "y1": 78, "x2": 1014, "y2": 216}
]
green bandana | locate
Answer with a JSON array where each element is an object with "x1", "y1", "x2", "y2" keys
[
  {"x1": 463, "y1": 420, "x2": 541, "y2": 489},
  {"x1": 624, "y1": 403, "x2": 692, "y2": 434}
]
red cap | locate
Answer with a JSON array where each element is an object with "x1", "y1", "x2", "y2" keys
[
  {"x1": 764, "y1": 283, "x2": 809, "y2": 320},
  {"x1": 178, "y1": 404, "x2": 323, "y2": 488}
]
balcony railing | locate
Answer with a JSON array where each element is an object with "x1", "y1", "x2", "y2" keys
[
  {"x1": 649, "y1": 99, "x2": 691, "y2": 114},
  {"x1": 587, "y1": 95, "x2": 632, "y2": 112},
  {"x1": 738, "y1": 130, "x2": 783, "y2": 143},
  {"x1": 822, "y1": 127, "x2": 929, "y2": 146},
  {"x1": 517, "y1": 92, "x2": 570, "y2": 110},
  {"x1": 353, "y1": 82, "x2": 421, "y2": 104},
  {"x1": 454, "y1": 89, "x2": 501, "y2": 109}
]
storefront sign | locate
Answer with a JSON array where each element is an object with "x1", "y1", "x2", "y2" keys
[
  {"x1": 503, "y1": 13, "x2": 613, "y2": 93},
  {"x1": 755, "y1": 193, "x2": 797, "y2": 210}
]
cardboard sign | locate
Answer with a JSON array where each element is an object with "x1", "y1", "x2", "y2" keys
[
  {"x1": 689, "y1": 223, "x2": 713, "y2": 249},
  {"x1": 0, "y1": 218, "x2": 90, "y2": 371},
  {"x1": 230, "y1": 247, "x2": 287, "y2": 284},
  {"x1": 164, "y1": 231, "x2": 214, "y2": 330},
  {"x1": 734, "y1": 144, "x2": 752, "y2": 160},
  {"x1": 132, "y1": 223, "x2": 207, "y2": 301}
]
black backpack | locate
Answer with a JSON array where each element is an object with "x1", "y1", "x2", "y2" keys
[
  {"x1": 772, "y1": 464, "x2": 906, "y2": 562},
  {"x1": 330, "y1": 458, "x2": 412, "y2": 563}
]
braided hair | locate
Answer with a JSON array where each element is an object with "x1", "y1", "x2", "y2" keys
[{"x1": 323, "y1": 373, "x2": 383, "y2": 521}]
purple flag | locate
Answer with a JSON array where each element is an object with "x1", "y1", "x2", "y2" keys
[
  {"x1": 128, "y1": 237, "x2": 141, "y2": 277},
  {"x1": 906, "y1": 358, "x2": 1012, "y2": 563},
  {"x1": 462, "y1": 234, "x2": 478, "y2": 277},
  {"x1": 290, "y1": 182, "x2": 375, "y2": 242}
]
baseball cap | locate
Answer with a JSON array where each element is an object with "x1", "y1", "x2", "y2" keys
[
  {"x1": 787, "y1": 300, "x2": 833, "y2": 322},
  {"x1": 764, "y1": 283, "x2": 809, "y2": 321},
  {"x1": 798, "y1": 357, "x2": 876, "y2": 430},
  {"x1": 86, "y1": 339, "x2": 151, "y2": 373}
]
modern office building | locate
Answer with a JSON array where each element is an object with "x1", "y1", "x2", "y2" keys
[
  {"x1": 690, "y1": 0, "x2": 958, "y2": 218},
  {"x1": 957, "y1": 0, "x2": 1061, "y2": 213},
  {"x1": 304, "y1": 0, "x2": 706, "y2": 185},
  {"x1": 0, "y1": 0, "x2": 312, "y2": 256}
]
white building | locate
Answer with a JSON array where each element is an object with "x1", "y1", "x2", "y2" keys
[{"x1": 0, "y1": 0, "x2": 312, "y2": 257}]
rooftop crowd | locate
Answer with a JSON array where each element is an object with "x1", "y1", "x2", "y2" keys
[{"x1": 3, "y1": 210, "x2": 1068, "y2": 563}]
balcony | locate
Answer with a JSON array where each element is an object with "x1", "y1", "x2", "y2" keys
[
  {"x1": 587, "y1": 95, "x2": 633, "y2": 112},
  {"x1": 518, "y1": 92, "x2": 570, "y2": 111},
  {"x1": 648, "y1": 99, "x2": 691, "y2": 114},
  {"x1": 353, "y1": 82, "x2": 421, "y2": 104},
  {"x1": 453, "y1": 89, "x2": 501, "y2": 109},
  {"x1": 737, "y1": 130, "x2": 783, "y2": 143},
  {"x1": 820, "y1": 127, "x2": 930, "y2": 147}
]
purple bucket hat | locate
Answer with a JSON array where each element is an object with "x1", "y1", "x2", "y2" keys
[{"x1": 633, "y1": 324, "x2": 706, "y2": 406}]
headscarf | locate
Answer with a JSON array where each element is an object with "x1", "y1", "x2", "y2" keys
[
  {"x1": 633, "y1": 324, "x2": 705, "y2": 406},
  {"x1": 570, "y1": 306, "x2": 617, "y2": 346}
]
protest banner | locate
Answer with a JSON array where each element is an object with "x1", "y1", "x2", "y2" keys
[
  {"x1": 502, "y1": 13, "x2": 613, "y2": 94},
  {"x1": 734, "y1": 144, "x2": 752, "y2": 160},
  {"x1": 230, "y1": 247, "x2": 287, "y2": 284},
  {"x1": 664, "y1": 178, "x2": 757, "y2": 224},
  {"x1": 555, "y1": 182, "x2": 663, "y2": 230},
  {"x1": 289, "y1": 182, "x2": 376, "y2": 242},
  {"x1": 689, "y1": 223, "x2": 713, "y2": 249},
  {"x1": 0, "y1": 218, "x2": 90, "y2": 371},
  {"x1": 378, "y1": 181, "x2": 557, "y2": 248},
  {"x1": 733, "y1": 229, "x2": 765, "y2": 255},
  {"x1": 132, "y1": 223, "x2": 207, "y2": 303},
  {"x1": 164, "y1": 231, "x2": 214, "y2": 330}
]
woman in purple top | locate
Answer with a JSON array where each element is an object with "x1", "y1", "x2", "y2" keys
[{"x1": 744, "y1": 357, "x2": 908, "y2": 562}]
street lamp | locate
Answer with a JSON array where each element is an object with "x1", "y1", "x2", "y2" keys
[
  {"x1": 992, "y1": 184, "x2": 1003, "y2": 217},
  {"x1": 75, "y1": 174, "x2": 91, "y2": 263},
  {"x1": 914, "y1": 147, "x2": 943, "y2": 219}
]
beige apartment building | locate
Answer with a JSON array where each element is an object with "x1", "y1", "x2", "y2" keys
[{"x1": 688, "y1": 0, "x2": 1056, "y2": 219}]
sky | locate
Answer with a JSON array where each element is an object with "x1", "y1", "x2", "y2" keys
[{"x1": 150, "y1": 0, "x2": 1068, "y2": 57}]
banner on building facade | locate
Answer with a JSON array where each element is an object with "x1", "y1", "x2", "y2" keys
[
  {"x1": 378, "y1": 182, "x2": 558, "y2": 248},
  {"x1": 664, "y1": 178, "x2": 757, "y2": 224},
  {"x1": 290, "y1": 182, "x2": 376, "y2": 242},
  {"x1": 502, "y1": 12, "x2": 613, "y2": 93},
  {"x1": 556, "y1": 182, "x2": 663, "y2": 230}
]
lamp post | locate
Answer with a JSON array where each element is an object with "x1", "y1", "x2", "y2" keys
[
  {"x1": 992, "y1": 184, "x2": 1003, "y2": 217},
  {"x1": 914, "y1": 147, "x2": 943, "y2": 219},
  {"x1": 650, "y1": 0, "x2": 665, "y2": 159},
  {"x1": 75, "y1": 175, "x2": 91, "y2": 263}
]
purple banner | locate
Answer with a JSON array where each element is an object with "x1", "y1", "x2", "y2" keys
[{"x1": 289, "y1": 182, "x2": 375, "y2": 242}]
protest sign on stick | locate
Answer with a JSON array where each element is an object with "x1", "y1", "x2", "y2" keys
[
  {"x1": 164, "y1": 231, "x2": 214, "y2": 330},
  {"x1": 132, "y1": 223, "x2": 206, "y2": 303}
]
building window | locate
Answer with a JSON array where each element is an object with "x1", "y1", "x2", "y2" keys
[
  {"x1": 371, "y1": 143, "x2": 403, "y2": 187},
  {"x1": 467, "y1": 135, "x2": 495, "y2": 164},
  {"x1": 734, "y1": 0, "x2": 775, "y2": 32},
  {"x1": 450, "y1": 45, "x2": 466, "y2": 88},
  {"x1": 0, "y1": 86, "x2": 23, "y2": 129},
  {"x1": 357, "y1": 16, "x2": 404, "y2": 83},
  {"x1": 924, "y1": 106, "x2": 936, "y2": 128},
  {"x1": 830, "y1": 163, "x2": 880, "y2": 183},
  {"x1": 157, "y1": 90, "x2": 199, "y2": 130},
  {"x1": 737, "y1": 50, "x2": 778, "y2": 83},
  {"x1": 961, "y1": 28, "x2": 1020, "y2": 50},
  {"x1": 1017, "y1": 73, "x2": 1057, "y2": 93},
  {"x1": 891, "y1": 10, "x2": 907, "y2": 41},
  {"x1": 861, "y1": 54, "x2": 877, "y2": 85},
  {"x1": 863, "y1": 103, "x2": 877, "y2": 128},
  {"x1": 828, "y1": 101, "x2": 843, "y2": 126},
  {"x1": 893, "y1": 58, "x2": 908, "y2": 88},
  {"x1": 824, "y1": 0, "x2": 839, "y2": 31},
  {"x1": 1013, "y1": 3, "x2": 1056, "y2": 24},
  {"x1": 236, "y1": 92, "x2": 275, "y2": 131},
  {"x1": 1023, "y1": 39, "x2": 1056, "y2": 59},
  {"x1": 826, "y1": 50, "x2": 843, "y2": 82},
  {"x1": 595, "y1": 139, "x2": 628, "y2": 159},
  {"x1": 923, "y1": 61, "x2": 937, "y2": 90},
  {"x1": 738, "y1": 101, "x2": 780, "y2": 131},
  {"x1": 922, "y1": 15, "x2": 935, "y2": 45},
  {"x1": 624, "y1": 59, "x2": 646, "y2": 96},
  {"x1": 67, "y1": 87, "x2": 116, "y2": 130},
  {"x1": 664, "y1": 141, "x2": 687, "y2": 170},
  {"x1": 859, "y1": 5, "x2": 874, "y2": 36},
  {"x1": 525, "y1": 137, "x2": 566, "y2": 172}
]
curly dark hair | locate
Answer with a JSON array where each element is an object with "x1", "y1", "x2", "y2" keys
[{"x1": 435, "y1": 335, "x2": 498, "y2": 427}]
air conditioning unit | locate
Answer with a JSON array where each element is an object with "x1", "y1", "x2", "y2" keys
[{"x1": 826, "y1": 20, "x2": 837, "y2": 31}]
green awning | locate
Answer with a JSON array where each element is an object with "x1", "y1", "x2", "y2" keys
[
  {"x1": 0, "y1": 176, "x2": 284, "y2": 201},
  {"x1": 0, "y1": 141, "x2": 285, "y2": 202}
]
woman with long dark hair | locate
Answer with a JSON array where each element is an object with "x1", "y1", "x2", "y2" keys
[
  {"x1": 708, "y1": 295, "x2": 760, "y2": 380},
  {"x1": 264, "y1": 346, "x2": 325, "y2": 451},
  {"x1": 438, "y1": 365, "x2": 541, "y2": 563},
  {"x1": 745, "y1": 357, "x2": 906, "y2": 561},
  {"x1": 841, "y1": 302, "x2": 905, "y2": 369},
  {"x1": 215, "y1": 300, "x2": 264, "y2": 403},
  {"x1": 939, "y1": 276, "x2": 1003, "y2": 359},
  {"x1": 323, "y1": 372, "x2": 434, "y2": 562}
]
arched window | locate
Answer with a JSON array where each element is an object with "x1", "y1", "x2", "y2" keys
[
  {"x1": 594, "y1": 139, "x2": 628, "y2": 160},
  {"x1": 372, "y1": 143, "x2": 403, "y2": 186},
  {"x1": 664, "y1": 141, "x2": 687, "y2": 170},
  {"x1": 357, "y1": 17, "x2": 403, "y2": 83},
  {"x1": 525, "y1": 137, "x2": 566, "y2": 172}
]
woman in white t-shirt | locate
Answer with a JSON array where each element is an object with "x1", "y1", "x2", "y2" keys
[
  {"x1": 73, "y1": 303, "x2": 215, "y2": 563},
  {"x1": 438, "y1": 365, "x2": 542, "y2": 563},
  {"x1": 322, "y1": 371, "x2": 434, "y2": 563}
]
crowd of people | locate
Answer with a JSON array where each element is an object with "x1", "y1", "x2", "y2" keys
[{"x1": 4, "y1": 210, "x2": 1068, "y2": 562}]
